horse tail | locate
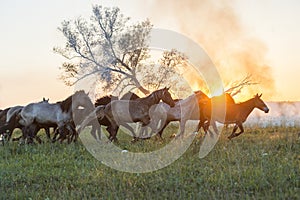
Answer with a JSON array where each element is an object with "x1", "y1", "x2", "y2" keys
[
  {"x1": 0, "y1": 111, "x2": 20, "y2": 140},
  {"x1": 77, "y1": 106, "x2": 105, "y2": 133}
]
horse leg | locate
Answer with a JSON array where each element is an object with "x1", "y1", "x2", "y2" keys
[
  {"x1": 175, "y1": 120, "x2": 187, "y2": 138},
  {"x1": 195, "y1": 111, "x2": 208, "y2": 133},
  {"x1": 70, "y1": 123, "x2": 78, "y2": 143},
  {"x1": 228, "y1": 124, "x2": 239, "y2": 140},
  {"x1": 154, "y1": 120, "x2": 169, "y2": 140},
  {"x1": 234, "y1": 123, "x2": 244, "y2": 138},
  {"x1": 89, "y1": 118, "x2": 101, "y2": 140},
  {"x1": 44, "y1": 127, "x2": 51, "y2": 140},
  {"x1": 32, "y1": 126, "x2": 42, "y2": 144},
  {"x1": 203, "y1": 120, "x2": 210, "y2": 134},
  {"x1": 109, "y1": 123, "x2": 119, "y2": 142},
  {"x1": 23, "y1": 126, "x2": 35, "y2": 144},
  {"x1": 52, "y1": 128, "x2": 60, "y2": 143},
  {"x1": 26, "y1": 124, "x2": 41, "y2": 144},
  {"x1": 120, "y1": 123, "x2": 137, "y2": 141},
  {"x1": 195, "y1": 121, "x2": 202, "y2": 133},
  {"x1": 56, "y1": 127, "x2": 67, "y2": 144},
  {"x1": 0, "y1": 124, "x2": 11, "y2": 141},
  {"x1": 96, "y1": 125, "x2": 101, "y2": 140},
  {"x1": 211, "y1": 121, "x2": 219, "y2": 135},
  {"x1": 90, "y1": 125, "x2": 97, "y2": 139}
]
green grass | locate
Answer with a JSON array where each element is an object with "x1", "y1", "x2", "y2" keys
[{"x1": 0, "y1": 126, "x2": 299, "y2": 199}]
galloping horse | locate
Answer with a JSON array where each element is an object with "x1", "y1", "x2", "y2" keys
[
  {"x1": 80, "y1": 87, "x2": 175, "y2": 141},
  {"x1": 19, "y1": 90, "x2": 93, "y2": 142},
  {"x1": 142, "y1": 90, "x2": 209, "y2": 139},
  {"x1": 77, "y1": 92, "x2": 140, "y2": 140},
  {"x1": 0, "y1": 100, "x2": 53, "y2": 143},
  {"x1": 200, "y1": 93, "x2": 269, "y2": 139},
  {"x1": 196, "y1": 93, "x2": 236, "y2": 134},
  {"x1": 92, "y1": 92, "x2": 140, "y2": 140}
]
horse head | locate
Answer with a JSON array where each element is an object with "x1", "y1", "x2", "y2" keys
[
  {"x1": 254, "y1": 93, "x2": 269, "y2": 113},
  {"x1": 161, "y1": 87, "x2": 175, "y2": 107}
]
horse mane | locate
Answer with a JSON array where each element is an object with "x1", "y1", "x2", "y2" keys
[
  {"x1": 173, "y1": 99, "x2": 182, "y2": 102},
  {"x1": 121, "y1": 91, "x2": 140, "y2": 100},
  {"x1": 94, "y1": 92, "x2": 140, "y2": 106},
  {"x1": 58, "y1": 94, "x2": 73, "y2": 113},
  {"x1": 225, "y1": 93, "x2": 235, "y2": 104},
  {"x1": 95, "y1": 95, "x2": 117, "y2": 107},
  {"x1": 59, "y1": 90, "x2": 90, "y2": 113}
]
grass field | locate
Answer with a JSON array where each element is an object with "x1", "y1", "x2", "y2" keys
[{"x1": 0, "y1": 125, "x2": 299, "y2": 199}]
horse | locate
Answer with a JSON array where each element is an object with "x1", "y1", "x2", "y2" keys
[
  {"x1": 0, "y1": 106, "x2": 24, "y2": 141},
  {"x1": 0, "y1": 99, "x2": 58, "y2": 143},
  {"x1": 79, "y1": 87, "x2": 175, "y2": 141},
  {"x1": 140, "y1": 90, "x2": 210, "y2": 139},
  {"x1": 195, "y1": 93, "x2": 236, "y2": 134},
  {"x1": 77, "y1": 92, "x2": 141, "y2": 141},
  {"x1": 91, "y1": 92, "x2": 140, "y2": 140},
  {"x1": 19, "y1": 90, "x2": 94, "y2": 143},
  {"x1": 0, "y1": 109, "x2": 7, "y2": 125},
  {"x1": 0, "y1": 101, "x2": 53, "y2": 143},
  {"x1": 200, "y1": 93, "x2": 269, "y2": 139}
]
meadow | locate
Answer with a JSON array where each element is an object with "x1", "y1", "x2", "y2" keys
[{"x1": 0, "y1": 125, "x2": 299, "y2": 199}]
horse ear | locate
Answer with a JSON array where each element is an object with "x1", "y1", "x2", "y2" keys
[
  {"x1": 166, "y1": 87, "x2": 170, "y2": 90},
  {"x1": 259, "y1": 93, "x2": 262, "y2": 98}
]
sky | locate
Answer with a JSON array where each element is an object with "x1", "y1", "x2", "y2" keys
[{"x1": 0, "y1": 0, "x2": 299, "y2": 108}]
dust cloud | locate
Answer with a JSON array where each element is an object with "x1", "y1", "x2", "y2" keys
[{"x1": 147, "y1": 0, "x2": 275, "y2": 100}]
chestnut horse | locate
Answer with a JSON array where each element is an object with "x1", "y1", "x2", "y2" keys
[{"x1": 199, "y1": 93, "x2": 269, "y2": 139}]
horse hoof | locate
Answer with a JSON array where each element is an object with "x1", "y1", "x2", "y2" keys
[{"x1": 170, "y1": 133, "x2": 176, "y2": 138}]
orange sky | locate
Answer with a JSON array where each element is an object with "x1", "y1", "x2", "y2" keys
[{"x1": 0, "y1": 0, "x2": 300, "y2": 108}]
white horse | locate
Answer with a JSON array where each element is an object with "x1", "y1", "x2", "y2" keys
[{"x1": 19, "y1": 90, "x2": 94, "y2": 142}]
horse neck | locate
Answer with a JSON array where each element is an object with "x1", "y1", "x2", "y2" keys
[
  {"x1": 141, "y1": 92, "x2": 161, "y2": 107},
  {"x1": 238, "y1": 98, "x2": 256, "y2": 116},
  {"x1": 95, "y1": 96, "x2": 111, "y2": 106},
  {"x1": 59, "y1": 95, "x2": 72, "y2": 113}
]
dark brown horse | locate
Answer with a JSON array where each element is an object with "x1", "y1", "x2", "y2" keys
[
  {"x1": 200, "y1": 93, "x2": 269, "y2": 139},
  {"x1": 196, "y1": 93, "x2": 236, "y2": 134}
]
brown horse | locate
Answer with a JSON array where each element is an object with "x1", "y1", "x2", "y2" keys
[
  {"x1": 196, "y1": 93, "x2": 235, "y2": 134},
  {"x1": 76, "y1": 92, "x2": 140, "y2": 141},
  {"x1": 79, "y1": 87, "x2": 176, "y2": 141},
  {"x1": 200, "y1": 93, "x2": 269, "y2": 139}
]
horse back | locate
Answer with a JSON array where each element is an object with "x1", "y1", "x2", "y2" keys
[{"x1": 21, "y1": 102, "x2": 64, "y2": 124}]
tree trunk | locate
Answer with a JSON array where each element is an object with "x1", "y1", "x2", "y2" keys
[
  {"x1": 137, "y1": 86, "x2": 150, "y2": 95},
  {"x1": 132, "y1": 77, "x2": 150, "y2": 95}
]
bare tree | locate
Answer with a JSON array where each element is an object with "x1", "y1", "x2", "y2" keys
[
  {"x1": 140, "y1": 49, "x2": 187, "y2": 91},
  {"x1": 54, "y1": 5, "x2": 152, "y2": 94},
  {"x1": 225, "y1": 74, "x2": 258, "y2": 96}
]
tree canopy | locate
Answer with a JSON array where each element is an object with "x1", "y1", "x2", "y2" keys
[{"x1": 54, "y1": 5, "x2": 187, "y2": 96}]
